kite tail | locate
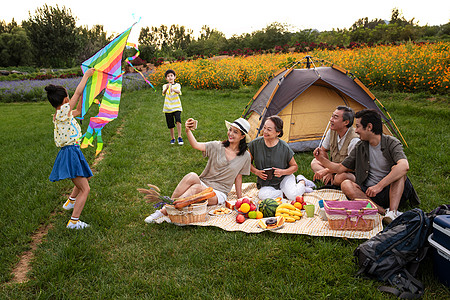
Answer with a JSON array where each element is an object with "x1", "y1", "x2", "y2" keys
[
  {"x1": 81, "y1": 126, "x2": 95, "y2": 149},
  {"x1": 125, "y1": 42, "x2": 156, "y2": 91},
  {"x1": 80, "y1": 124, "x2": 104, "y2": 156},
  {"x1": 95, "y1": 130, "x2": 104, "y2": 156}
]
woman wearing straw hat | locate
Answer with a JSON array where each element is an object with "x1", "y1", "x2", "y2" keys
[
  {"x1": 145, "y1": 117, "x2": 252, "y2": 223},
  {"x1": 248, "y1": 115, "x2": 314, "y2": 201}
]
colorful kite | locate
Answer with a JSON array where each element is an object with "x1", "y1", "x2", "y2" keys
[{"x1": 79, "y1": 23, "x2": 154, "y2": 155}]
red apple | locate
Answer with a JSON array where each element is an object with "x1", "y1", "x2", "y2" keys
[
  {"x1": 291, "y1": 200, "x2": 296, "y2": 205},
  {"x1": 242, "y1": 198, "x2": 251, "y2": 204},
  {"x1": 296, "y1": 196, "x2": 303, "y2": 203},
  {"x1": 249, "y1": 202, "x2": 257, "y2": 211},
  {"x1": 236, "y1": 214, "x2": 245, "y2": 223},
  {"x1": 235, "y1": 200, "x2": 242, "y2": 209}
]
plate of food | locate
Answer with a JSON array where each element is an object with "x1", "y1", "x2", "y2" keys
[
  {"x1": 257, "y1": 216, "x2": 285, "y2": 231},
  {"x1": 209, "y1": 206, "x2": 232, "y2": 216}
]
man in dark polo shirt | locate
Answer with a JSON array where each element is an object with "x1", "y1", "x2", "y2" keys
[{"x1": 313, "y1": 109, "x2": 419, "y2": 224}]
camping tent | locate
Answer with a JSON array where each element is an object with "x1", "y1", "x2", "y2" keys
[{"x1": 242, "y1": 56, "x2": 406, "y2": 152}]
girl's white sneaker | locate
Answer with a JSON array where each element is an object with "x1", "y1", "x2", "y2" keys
[{"x1": 67, "y1": 220, "x2": 90, "y2": 229}]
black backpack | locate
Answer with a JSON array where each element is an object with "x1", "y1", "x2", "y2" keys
[{"x1": 354, "y1": 208, "x2": 431, "y2": 299}]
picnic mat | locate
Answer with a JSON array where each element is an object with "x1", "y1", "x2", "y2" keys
[{"x1": 170, "y1": 183, "x2": 383, "y2": 239}]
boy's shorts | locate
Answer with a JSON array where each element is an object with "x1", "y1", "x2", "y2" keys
[
  {"x1": 165, "y1": 111, "x2": 182, "y2": 129},
  {"x1": 360, "y1": 177, "x2": 414, "y2": 208}
]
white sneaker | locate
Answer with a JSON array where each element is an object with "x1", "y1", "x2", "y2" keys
[
  {"x1": 382, "y1": 209, "x2": 403, "y2": 225},
  {"x1": 296, "y1": 175, "x2": 316, "y2": 188},
  {"x1": 305, "y1": 187, "x2": 314, "y2": 193},
  {"x1": 145, "y1": 210, "x2": 167, "y2": 223},
  {"x1": 160, "y1": 216, "x2": 171, "y2": 224},
  {"x1": 66, "y1": 220, "x2": 90, "y2": 229},
  {"x1": 63, "y1": 199, "x2": 75, "y2": 210}
]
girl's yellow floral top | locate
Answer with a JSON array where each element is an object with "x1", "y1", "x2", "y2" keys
[{"x1": 53, "y1": 103, "x2": 82, "y2": 147}]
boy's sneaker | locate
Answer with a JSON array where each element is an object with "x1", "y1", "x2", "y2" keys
[
  {"x1": 63, "y1": 199, "x2": 75, "y2": 210},
  {"x1": 66, "y1": 220, "x2": 90, "y2": 229},
  {"x1": 177, "y1": 137, "x2": 184, "y2": 145},
  {"x1": 144, "y1": 210, "x2": 171, "y2": 224},
  {"x1": 170, "y1": 139, "x2": 175, "y2": 145},
  {"x1": 382, "y1": 209, "x2": 403, "y2": 225}
]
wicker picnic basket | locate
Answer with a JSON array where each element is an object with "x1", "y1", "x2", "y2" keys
[
  {"x1": 165, "y1": 200, "x2": 208, "y2": 224},
  {"x1": 324, "y1": 199, "x2": 378, "y2": 231}
]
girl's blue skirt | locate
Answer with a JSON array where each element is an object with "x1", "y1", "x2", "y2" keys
[{"x1": 49, "y1": 145, "x2": 93, "y2": 182}]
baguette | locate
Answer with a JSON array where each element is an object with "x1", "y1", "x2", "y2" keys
[
  {"x1": 172, "y1": 187, "x2": 214, "y2": 204},
  {"x1": 174, "y1": 191, "x2": 216, "y2": 209}
]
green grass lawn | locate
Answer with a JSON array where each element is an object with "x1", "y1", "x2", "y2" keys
[{"x1": 0, "y1": 87, "x2": 449, "y2": 298}]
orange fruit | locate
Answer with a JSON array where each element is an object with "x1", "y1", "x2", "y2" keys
[
  {"x1": 240, "y1": 203, "x2": 250, "y2": 213},
  {"x1": 256, "y1": 211, "x2": 263, "y2": 219},
  {"x1": 294, "y1": 202, "x2": 303, "y2": 210}
]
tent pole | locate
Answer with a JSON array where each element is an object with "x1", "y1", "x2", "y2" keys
[
  {"x1": 306, "y1": 56, "x2": 312, "y2": 69},
  {"x1": 375, "y1": 99, "x2": 408, "y2": 148},
  {"x1": 241, "y1": 97, "x2": 255, "y2": 118},
  {"x1": 318, "y1": 121, "x2": 331, "y2": 148}
]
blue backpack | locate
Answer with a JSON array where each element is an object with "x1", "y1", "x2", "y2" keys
[{"x1": 354, "y1": 208, "x2": 431, "y2": 299}]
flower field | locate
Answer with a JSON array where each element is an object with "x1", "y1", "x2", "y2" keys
[
  {"x1": 149, "y1": 42, "x2": 449, "y2": 94},
  {"x1": 0, "y1": 73, "x2": 151, "y2": 103}
]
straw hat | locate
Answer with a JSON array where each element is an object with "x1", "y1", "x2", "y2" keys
[{"x1": 225, "y1": 118, "x2": 251, "y2": 143}]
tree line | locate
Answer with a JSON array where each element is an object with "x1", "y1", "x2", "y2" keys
[{"x1": 1, "y1": 5, "x2": 449, "y2": 68}]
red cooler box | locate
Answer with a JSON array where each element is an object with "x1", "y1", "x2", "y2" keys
[{"x1": 428, "y1": 215, "x2": 450, "y2": 287}]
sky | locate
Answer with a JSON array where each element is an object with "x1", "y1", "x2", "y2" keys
[{"x1": 2, "y1": 0, "x2": 449, "y2": 43}]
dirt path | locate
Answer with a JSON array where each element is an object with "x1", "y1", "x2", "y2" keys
[{"x1": 7, "y1": 217, "x2": 54, "y2": 284}]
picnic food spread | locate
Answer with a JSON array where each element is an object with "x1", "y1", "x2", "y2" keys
[
  {"x1": 146, "y1": 184, "x2": 384, "y2": 240},
  {"x1": 139, "y1": 183, "x2": 384, "y2": 236}
]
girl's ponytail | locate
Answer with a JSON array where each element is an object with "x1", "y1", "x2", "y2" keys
[{"x1": 45, "y1": 84, "x2": 68, "y2": 108}]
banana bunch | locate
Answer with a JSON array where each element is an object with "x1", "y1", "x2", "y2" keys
[{"x1": 275, "y1": 203, "x2": 302, "y2": 222}]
